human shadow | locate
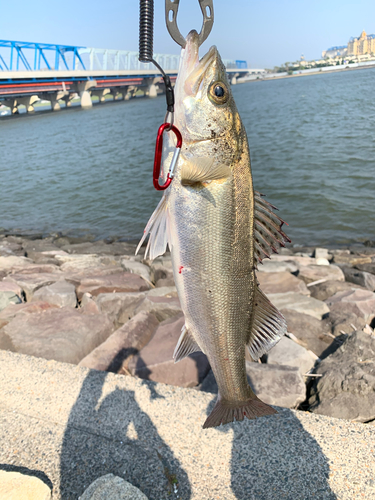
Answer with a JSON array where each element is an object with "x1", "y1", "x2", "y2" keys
[
  {"x1": 59, "y1": 370, "x2": 192, "y2": 499},
  {"x1": 203, "y1": 376, "x2": 338, "y2": 500},
  {"x1": 0, "y1": 463, "x2": 53, "y2": 491}
]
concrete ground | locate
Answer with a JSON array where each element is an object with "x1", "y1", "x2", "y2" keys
[{"x1": 0, "y1": 350, "x2": 374, "y2": 500}]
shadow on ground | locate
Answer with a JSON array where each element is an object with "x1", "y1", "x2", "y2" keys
[
  {"x1": 0, "y1": 463, "x2": 53, "y2": 491},
  {"x1": 59, "y1": 370, "x2": 192, "y2": 500},
  {"x1": 206, "y1": 394, "x2": 338, "y2": 500}
]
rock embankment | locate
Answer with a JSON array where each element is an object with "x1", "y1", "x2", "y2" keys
[{"x1": 0, "y1": 234, "x2": 374, "y2": 421}]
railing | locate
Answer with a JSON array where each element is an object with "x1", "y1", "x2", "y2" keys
[{"x1": 0, "y1": 40, "x2": 246, "y2": 73}]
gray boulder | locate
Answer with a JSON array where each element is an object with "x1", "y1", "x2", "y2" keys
[
  {"x1": 355, "y1": 262, "x2": 375, "y2": 274},
  {"x1": 3, "y1": 273, "x2": 60, "y2": 301},
  {"x1": 32, "y1": 280, "x2": 77, "y2": 308},
  {"x1": 80, "y1": 474, "x2": 148, "y2": 500},
  {"x1": 0, "y1": 307, "x2": 114, "y2": 364},
  {"x1": 308, "y1": 279, "x2": 363, "y2": 301},
  {"x1": 281, "y1": 309, "x2": 333, "y2": 357},
  {"x1": 309, "y1": 330, "x2": 375, "y2": 422},
  {"x1": 329, "y1": 308, "x2": 366, "y2": 336},
  {"x1": 340, "y1": 266, "x2": 375, "y2": 291},
  {"x1": 95, "y1": 292, "x2": 146, "y2": 326},
  {"x1": 79, "y1": 311, "x2": 159, "y2": 373},
  {"x1": 76, "y1": 273, "x2": 149, "y2": 300},
  {"x1": 267, "y1": 292, "x2": 330, "y2": 320},
  {"x1": 0, "y1": 291, "x2": 21, "y2": 312},
  {"x1": 325, "y1": 289, "x2": 375, "y2": 323},
  {"x1": 257, "y1": 260, "x2": 298, "y2": 274},
  {"x1": 256, "y1": 271, "x2": 310, "y2": 295},
  {"x1": 297, "y1": 264, "x2": 344, "y2": 284},
  {"x1": 121, "y1": 260, "x2": 151, "y2": 283},
  {"x1": 134, "y1": 296, "x2": 182, "y2": 322},
  {"x1": 128, "y1": 314, "x2": 209, "y2": 388},
  {"x1": 267, "y1": 336, "x2": 316, "y2": 375}
]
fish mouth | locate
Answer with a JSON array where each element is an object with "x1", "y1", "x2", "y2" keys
[{"x1": 183, "y1": 34, "x2": 217, "y2": 96}]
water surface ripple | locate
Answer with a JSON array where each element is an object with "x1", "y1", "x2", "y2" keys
[{"x1": 0, "y1": 68, "x2": 374, "y2": 245}]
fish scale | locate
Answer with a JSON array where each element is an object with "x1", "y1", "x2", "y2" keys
[{"x1": 138, "y1": 30, "x2": 290, "y2": 428}]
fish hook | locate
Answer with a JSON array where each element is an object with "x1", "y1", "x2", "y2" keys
[{"x1": 165, "y1": 0, "x2": 214, "y2": 48}]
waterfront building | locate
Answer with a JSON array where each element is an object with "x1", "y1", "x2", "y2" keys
[
  {"x1": 347, "y1": 30, "x2": 375, "y2": 56},
  {"x1": 322, "y1": 45, "x2": 347, "y2": 59}
]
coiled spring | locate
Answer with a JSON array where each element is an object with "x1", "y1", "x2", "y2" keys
[{"x1": 139, "y1": 0, "x2": 154, "y2": 63}]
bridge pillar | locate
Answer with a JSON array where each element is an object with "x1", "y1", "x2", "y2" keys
[
  {"x1": 231, "y1": 73, "x2": 240, "y2": 85},
  {"x1": 145, "y1": 77, "x2": 161, "y2": 98},
  {"x1": 72, "y1": 80, "x2": 97, "y2": 109},
  {"x1": 61, "y1": 93, "x2": 77, "y2": 108},
  {"x1": 91, "y1": 88, "x2": 110, "y2": 103},
  {"x1": 2, "y1": 96, "x2": 39, "y2": 114},
  {"x1": 124, "y1": 86, "x2": 137, "y2": 100},
  {"x1": 40, "y1": 91, "x2": 69, "y2": 111}
]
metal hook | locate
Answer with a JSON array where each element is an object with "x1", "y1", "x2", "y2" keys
[{"x1": 165, "y1": 0, "x2": 214, "y2": 48}]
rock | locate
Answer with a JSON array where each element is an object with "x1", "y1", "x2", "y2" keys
[
  {"x1": 0, "y1": 291, "x2": 22, "y2": 311},
  {"x1": 267, "y1": 336, "x2": 316, "y2": 374},
  {"x1": 0, "y1": 327, "x2": 15, "y2": 350},
  {"x1": 11, "y1": 263, "x2": 61, "y2": 275},
  {"x1": 329, "y1": 309, "x2": 367, "y2": 337},
  {"x1": 257, "y1": 260, "x2": 298, "y2": 274},
  {"x1": 314, "y1": 248, "x2": 331, "y2": 260},
  {"x1": 79, "y1": 311, "x2": 159, "y2": 372},
  {"x1": 149, "y1": 256, "x2": 173, "y2": 283},
  {"x1": 79, "y1": 293, "x2": 101, "y2": 315},
  {"x1": 200, "y1": 363, "x2": 306, "y2": 408},
  {"x1": 340, "y1": 266, "x2": 375, "y2": 291},
  {"x1": 266, "y1": 255, "x2": 316, "y2": 266},
  {"x1": 22, "y1": 238, "x2": 60, "y2": 253},
  {"x1": 1, "y1": 307, "x2": 114, "y2": 364},
  {"x1": 76, "y1": 273, "x2": 149, "y2": 300},
  {"x1": 121, "y1": 260, "x2": 151, "y2": 283},
  {"x1": 32, "y1": 280, "x2": 77, "y2": 308},
  {"x1": 0, "y1": 255, "x2": 33, "y2": 271},
  {"x1": 0, "y1": 280, "x2": 23, "y2": 296},
  {"x1": 155, "y1": 277, "x2": 176, "y2": 287},
  {"x1": 134, "y1": 296, "x2": 182, "y2": 322},
  {"x1": 256, "y1": 271, "x2": 310, "y2": 296},
  {"x1": 309, "y1": 330, "x2": 375, "y2": 422},
  {"x1": 80, "y1": 474, "x2": 148, "y2": 500},
  {"x1": 315, "y1": 258, "x2": 330, "y2": 266},
  {"x1": 61, "y1": 241, "x2": 130, "y2": 256},
  {"x1": 267, "y1": 292, "x2": 330, "y2": 320},
  {"x1": 308, "y1": 279, "x2": 363, "y2": 301},
  {"x1": 332, "y1": 253, "x2": 372, "y2": 266},
  {"x1": 55, "y1": 254, "x2": 116, "y2": 272},
  {"x1": 0, "y1": 300, "x2": 59, "y2": 322},
  {"x1": 281, "y1": 309, "x2": 334, "y2": 357},
  {"x1": 128, "y1": 314, "x2": 209, "y2": 388},
  {"x1": 325, "y1": 289, "x2": 375, "y2": 323},
  {"x1": 297, "y1": 264, "x2": 345, "y2": 284},
  {"x1": 355, "y1": 262, "x2": 375, "y2": 274},
  {"x1": 63, "y1": 266, "x2": 124, "y2": 286},
  {"x1": 4, "y1": 273, "x2": 60, "y2": 301},
  {"x1": 146, "y1": 286, "x2": 178, "y2": 298},
  {"x1": 95, "y1": 292, "x2": 146, "y2": 326},
  {"x1": 0, "y1": 470, "x2": 51, "y2": 500}
]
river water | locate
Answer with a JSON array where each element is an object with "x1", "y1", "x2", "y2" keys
[{"x1": 0, "y1": 67, "x2": 374, "y2": 245}]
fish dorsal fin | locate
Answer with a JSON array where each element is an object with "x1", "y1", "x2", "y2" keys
[
  {"x1": 253, "y1": 191, "x2": 291, "y2": 265},
  {"x1": 136, "y1": 195, "x2": 169, "y2": 261},
  {"x1": 173, "y1": 324, "x2": 202, "y2": 362},
  {"x1": 247, "y1": 285, "x2": 287, "y2": 360},
  {"x1": 181, "y1": 157, "x2": 231, "y2": 185}
]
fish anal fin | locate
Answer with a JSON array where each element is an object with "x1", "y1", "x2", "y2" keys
[
  {"x1": 181, "y1": 157, "x2": 231, "y2": 186},
  {"x1": 136, "y1": 195, "x2": 169, "y2": 261},
  {"x1": 173, "y1": 324, "x2": 202, "y2": 363},
  {"x1": 203, "y1": 393, "x2": 277, "y2": 429},
  {"x1": 253, "y1": 191, "x2": 291, "y2": 265},
  {"x1": 247, "y1": 286, "x2": 287, "y2": 361}
]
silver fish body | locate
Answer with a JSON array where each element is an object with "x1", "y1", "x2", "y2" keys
[{"x1": 139, "y1": 31, "x2": 289, "y2": 428}]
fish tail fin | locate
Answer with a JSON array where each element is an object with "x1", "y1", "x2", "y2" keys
[{"x1": 203, "y1": 394, "x2": 277, "y2": 429}]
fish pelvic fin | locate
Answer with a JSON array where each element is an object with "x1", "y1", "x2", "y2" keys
[
  {"x1": 180, "y1": 157, "x2": 231, "y2": 186},
  {"x1": 247, "y1": 286, "x2": 287, "y2": 361},
  {"x1": 173, "y1": 324, "x2": 202, "y2": 363},
  {"x1": 136, "y1": 194, "x2": 169, "y2": 261},
  {"x1": 253, "y1": 191, "x2": 291, "y2": 266},
  {"x1": 203, "y1": 393, "x2": 277, "y2": 429}
]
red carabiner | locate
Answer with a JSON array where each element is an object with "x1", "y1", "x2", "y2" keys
[{"x1": 153, "y1": 123, "x2": 183, "y2": 191}]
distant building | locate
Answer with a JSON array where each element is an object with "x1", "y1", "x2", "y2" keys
[
  {"x1": 347, "y1": 30, "x2": 375, "y2": 56},
  {"x1": 322, "y1": 45, "x2": 347, "y2": 59}
]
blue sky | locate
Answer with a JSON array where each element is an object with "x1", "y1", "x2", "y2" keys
[{"x1": 2, "y1": 1, "x2": 375, "y2": 68}]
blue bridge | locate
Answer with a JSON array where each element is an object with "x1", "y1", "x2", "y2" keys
[{"x1": 0, "y1": 40, "x2": 251, "y2": 113}]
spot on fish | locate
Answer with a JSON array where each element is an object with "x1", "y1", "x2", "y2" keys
[{"x1": 178, "y1": 266, "x2": 184, "y2": 274}]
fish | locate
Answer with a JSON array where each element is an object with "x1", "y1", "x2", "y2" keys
[{"x1": 137, "y1": 30, "x2": 290, "y2": 428}]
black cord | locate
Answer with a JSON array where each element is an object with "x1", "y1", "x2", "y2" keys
[{"x1": 139, "y1": 0, "x2": 175, "y2": 115}]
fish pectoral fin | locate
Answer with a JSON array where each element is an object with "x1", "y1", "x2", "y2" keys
[
  {"x1": 136, "y1": 194, "x2": 169, "y2": 261},
  {"x1": 180, "y1": 157, "x2": 231, "y2": 186},
  {"x1": 173, "y1": 324, "x2": 202, "y2": 363},
  {"x1": 247, "y1": 286, "x2": 287, "y2": 360},
  {"x1": 253, "y1": 191, "x2": 291, "y2": 265}
]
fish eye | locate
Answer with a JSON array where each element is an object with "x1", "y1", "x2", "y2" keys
[{"x1": 208, "y1": 81, "x2": 229, "y2": 105}]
